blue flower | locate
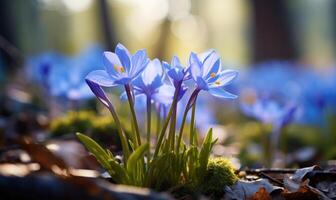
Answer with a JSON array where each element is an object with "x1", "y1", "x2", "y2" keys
[
  {"x1": 241, "y1": 99, "x2": 297, "y2": 128},
  {"x1": 26, "y1": 45, "x2": 104, "y2": 101},
  {"x1": 122, "y1": 59, "x2": 186, "y2": 106},
  {"x1": 133, "y1": 59, "x2": 164, "y2": 97},
  {"x1": 189, "y1": 50, "x2": 238, "y2": 99},
  {"x1": 162, "y1": 56, "x2": 190, "y2": 88},
  {"x1": 86, "y1": 43, "x2": 149, "y2": 87}
]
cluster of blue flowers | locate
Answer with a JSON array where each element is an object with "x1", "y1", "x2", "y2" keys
[
  {"x1": 239, "y1": 61, "x2": 336, "y2": 126},
  {"x1": 26, "y1": 45, "x2": 103, "y2": 100},
  {"x1": 81, "y1": 43, "x2": 238, "y2": 165},
  {"x1": 86, "y1": 43, "x2": 238, "y2": 105}
]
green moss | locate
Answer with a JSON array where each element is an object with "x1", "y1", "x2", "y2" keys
[
  {"x1": 50, "y1": 111, "x2": 123, "y2": 150},
  {"x1": 201, "y1": 157, "x2": 238, "y2": 198},
  {"x1": 50, "y1": 111, "x2": 94, "y2": 137}
]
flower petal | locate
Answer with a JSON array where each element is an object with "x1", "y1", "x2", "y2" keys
[
  {"x1": 152, "y1": 84, "x2": 175, "y2": 105},
  {"x1": 115, "y1": 43, "x2": 131, "y2": 73},
  {"x1": 103, "y1": 51, "x2": 121, "y2": 77},
  {"x1": 168, "y1": 68, "x2": 184, "y2": 82},
  {"x1": 196, "y1": 77, "x2": 209, "y2": 90},
  {"x1": 142, "y1": 59, "x2": 163, "y2": 86},
  {"x1": 132, "y1": 75, "x2": 146, "y2": 93},
  {"x1": 131, "y1": 58, "x2": 149, "y2": 80},
  {"x1": 189, "y1": 52, "x2": 202, "y2": 81},
  {"x1": 208, "y1": 87, "x2": 237, "y2": 99},
  {"x1": 171, "y1": 55, "x2": 182, "y2": 68},
  {"x1": 202, "y1": 51, "x2": 220, "y2": 78},
  {"x1": 210, "y1": 70, "x2": 238, "y2": 88},
  {"x1": 85, "y1": 79, "x2": 112, "y2": 108},
  {"x1": 114, "y1": 77, "x2": 132, "y2": 85},
  {"x1": 85, "y1": 70, "x2": 116, "y2": 87},
  {"x1": 197, "y1": 49, "x2": 214, "y2": 62},
  {"x1": 162, "y1": 61, "x2": 171, "y2": 71},
  {"x1": 131, "y1": 49, "x2": 148, "y2": 75}
]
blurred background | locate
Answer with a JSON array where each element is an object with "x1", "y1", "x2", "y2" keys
[{"x1": 0, "y1": 0, "x2": 336, "y2": 169}]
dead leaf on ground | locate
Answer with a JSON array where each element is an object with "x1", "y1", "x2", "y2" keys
[
  {"x1": 281, "y1": 180, "x2": 330, "y2": 200},
  {"x1": 224, "y1": 179, "x2": 283, "y2": 200},
  {"x1": 248, "y1": 187, "x2": 271, "y2": 200}
]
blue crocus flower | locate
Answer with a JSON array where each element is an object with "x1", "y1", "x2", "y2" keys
[
  {"x1": 162, "y1": 56, "x2": 190, "y2": 88},
  {"x1": 241, "y1": 98, "x2": 298, "y2": 164},
  {"x1": 241, "y1": 99, "x2": 297, "y2": 128},
  {"x1": 122, "y1": 59, "x2": 186, "y2": 106},
  {"x1": 189, "y1": 50, "x2": 238, "y2": 99},
  {"x1": 133, "y1": 59, "x2": 164, "y2": 98},
  {"x1": 86, "y1": 43, "x2": 149, "y2": 87},
  {"x1": 26, "y1": 45, "x2": 104, "y2": 101}
]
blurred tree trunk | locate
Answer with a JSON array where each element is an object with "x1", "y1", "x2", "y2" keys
[
  {"x1": 251, "y1": 0, "x2": 297, "y2": 62},
  {"x1": 98, "y1": 0, "x2": 117, "y2": 51},
  {"x1": 0, "y1": 1, "x2": 27, "y2": 69}
]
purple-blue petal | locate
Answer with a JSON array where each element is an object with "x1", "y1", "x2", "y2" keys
[
  {"x1": 171, "y1": 56, "x2": 182, "y2": 68},
  {"x1": 209, "y1": 70, "x2": 238, "y2": 87},
  {"x1": 189, "y1": 52, "x2": 202, "y2": 81},
  {"x1": 86, "y1": 79, "x2": 112, "y2": 108},
  {"x1": 115, "y1": 43, "x2": 131, "y2": 73},
  {"x1": 196, "y1": 77, "x2": 209, "y2": 90},
  {"x1": 86, "y1": 70, "x2": 116, "y2": 87},
  {"x1": 168, "y1": 68, "x2": 184, "y2": 82},
  {"x1": 103, "y1": 51, "x2": 121, "y2": 77},
  {"x1": 152, "y1": 84, "x2": 175, "y2": 105},
  {"x1": 131, "y1": 49, "x2": 147, "y2": 75},
  {"x1": 114, "y1": 77, "x2": 132, "y2": 85},
  {"x1": 208, "y1": 87, "x2": 237, "y2": 99},
  {"x1": 202, "y1": 51, "x2": 220, "y2": 78}
]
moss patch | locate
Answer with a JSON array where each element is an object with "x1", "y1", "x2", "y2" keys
[{"x1": 201, "y1": 157, "x2": 238, "y2": 198}]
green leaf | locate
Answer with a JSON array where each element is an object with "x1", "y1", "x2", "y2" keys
[
  {"x1": 198, "y1": 128, "x2": 216, "y2": 180},
  {"x1": 127, "y1": 143, "x2": 149, "y2": 183},
  {"x1": 146, "y1": 153, "x2": 171, "y2": 189},
  {"x1": 108, "y1": 159, "x2": 129, "y2": 184},
  {"x1": 76, "y1": 132, "x2": 111, "y2": 170}
]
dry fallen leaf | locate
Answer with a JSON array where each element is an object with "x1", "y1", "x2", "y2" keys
[
  {"x1": 224, "y1": 179, "x2": 283, "y2": 200},
  {"x1": 281, "y1": 180, "x2": 330, "y2": 200},
  {"x1": 248, "y1": 187, "x2": 271, "y2": 200}
]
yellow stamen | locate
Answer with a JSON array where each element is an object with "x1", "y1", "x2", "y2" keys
[
  {"x1": 210, "y1": 72, "x2": 216, "y2": 78},
  {"x1": 114, "y1": 65, "x2": 125, "y2": 73},
  {"x1": 215, "y1": 81, "x2": 221, "y2": 85}
]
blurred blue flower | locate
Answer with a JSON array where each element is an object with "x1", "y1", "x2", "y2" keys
[
  {"x1": 241, "y1": 99, "x2": 297, "y2": 128},
  {"x1": 86, "y1": 43, "x2": 149, "y2": 87},
  {"x1": 26, "y1": 44, "x2": 104, "y2": 100},
  {"x1": 238, "y1": 61, "x2": 336, "y2": 126},
  {"x1": 26, "y1": 52, "x2": 66, "y2": 89},
  {"x1": 189, "y1": 50, "x2": 238, "y2": 99}
]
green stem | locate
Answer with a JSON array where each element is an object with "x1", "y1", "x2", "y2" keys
[
  {"x1": 190, "y1": 102, "x2": 196, "y2": 145},
  {"x1": 153, "y1": 88, "x2": 179, "y2": 158},
  {"x1": 106, "y1": 101, "x2": 130, "y2": 163},
  {"x1": 176, "y1": 88, "x2": 200, "y2": 153},
  {"x1": 146, "y1": 96, "x2": 151, "y2": 161},
  {"x1": 175, "y1": 107, "x2": 188, "y2": 152},
  {"x1": 155, "y1": 104, "x2": 161, "y2": 139},
  {"x1": 168, "y1": 84, "x2": 181, "y2": 151},
  {"x1": 168, "y1": 108, "x2": 177, "y2": 151},
  {"x1": 125, "y1": 84, "x2": 141, "y2": 147}
]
